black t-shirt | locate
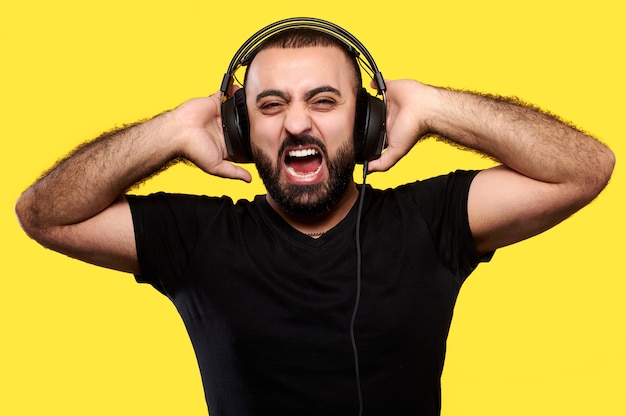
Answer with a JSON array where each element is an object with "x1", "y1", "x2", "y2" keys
[{"x1": 127, "y1": 170, "x2": 490, "y2": 416}]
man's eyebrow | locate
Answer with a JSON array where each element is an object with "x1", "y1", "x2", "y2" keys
[
  {"x1": 256, "y1": 89, "x2": 290, "y2": 103},
  {"x1": 304, "y1": 86, "x2": 342, "y2": 101},
  {"x1": 255, "y1": 86, "x2": 342, "y2": 103}
]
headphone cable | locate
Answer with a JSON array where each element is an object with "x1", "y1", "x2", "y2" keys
[{"x1": 350, "y1": 160, "x2": 368, "y2": 416}]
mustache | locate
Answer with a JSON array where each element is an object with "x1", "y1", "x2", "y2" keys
[{"x1": 278, "y1": 135, "x2": 328, "y2": 160}]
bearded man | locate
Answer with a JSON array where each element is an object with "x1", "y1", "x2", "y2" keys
[{"x1": 15, "y1": 18, "x2": 614, "y2": 416}]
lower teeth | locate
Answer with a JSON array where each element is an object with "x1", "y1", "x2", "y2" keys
[{"x1": 287, "y1": 166, "x2": 321, "y2": 178}]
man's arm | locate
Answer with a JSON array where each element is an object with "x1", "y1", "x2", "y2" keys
[
  {"x1": 15, "y1": 93, "x2": 252, "y2": 274},
  {"x1": 368, "y1": 80, "x2": 615, "y2": 255}
]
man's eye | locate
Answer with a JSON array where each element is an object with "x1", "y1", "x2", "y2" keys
[
  {"x1": 312, "y1": 98, "x2": 336, "y2": 109},
  {"x1": 260, "y1": 102, "x2": 284, "y2": 113}
]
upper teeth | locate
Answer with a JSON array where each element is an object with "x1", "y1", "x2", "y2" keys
[{"x1": 288, "y1": 149, "x2": 318, "y2": 158}]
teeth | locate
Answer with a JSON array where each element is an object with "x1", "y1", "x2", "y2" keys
[
  {"x1": 288, "y1": 148, "x2": 319, "y2": 158},
  {"x1": 287, "y1": 165, "x2": 322, "y2": 178}
]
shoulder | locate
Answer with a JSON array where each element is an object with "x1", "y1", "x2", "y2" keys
[
  {"x1": 126, "y1": 192, "x2": 263, "y2": 234},
  {"x1": 126, "y1": 192, "x2": 261, "y2": 215},
  {"x1": 369, "y1": 170, "x2": 479, "y2": 207}
]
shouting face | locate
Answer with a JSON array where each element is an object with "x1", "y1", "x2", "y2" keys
[{"x1": 245, "y1": 45, "x2": 359, "y2": 216}]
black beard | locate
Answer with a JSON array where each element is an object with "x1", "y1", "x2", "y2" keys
[{"x1": 252, "y1": 135, "x2": 355, "y2": 217}]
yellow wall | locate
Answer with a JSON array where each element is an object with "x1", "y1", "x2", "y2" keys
[{"x1": 2, "y1": 1, "x2": 624, "y2": 415}]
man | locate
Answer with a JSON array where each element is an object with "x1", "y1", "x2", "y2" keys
[{"x1": 15, "y1": 19, "x2": 614, "y2": 416}]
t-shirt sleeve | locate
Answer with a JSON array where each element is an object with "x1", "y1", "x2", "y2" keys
[
  {"x1": 126, "y1": 192, "x2": 229, "y2": 297},
  {"x1": 401, "y1": 170, "x2": 493, "y2": 281}
]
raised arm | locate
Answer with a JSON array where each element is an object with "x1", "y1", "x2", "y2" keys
[
  {"x1": 15, "y1": 93, "x2": 252, "y2": 274},
  {"x1": 369, "y1": 79, "x2": 615, "y2": 255}
]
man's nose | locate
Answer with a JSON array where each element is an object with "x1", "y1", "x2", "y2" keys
[{"x1": 283, "y1": 104, "x2": 312, "y2": 136}]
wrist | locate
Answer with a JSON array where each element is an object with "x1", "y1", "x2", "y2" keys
[
  {"x1": 146, "y1": 109, "x2": 190, "y2": 160},
  {"x1": 418, "y1": 85, "x2": 453, "y2": 136}
]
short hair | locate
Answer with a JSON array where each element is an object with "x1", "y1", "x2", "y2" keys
[{"x1": 244, "y1": 28, "x2": 363, "y2": 91}]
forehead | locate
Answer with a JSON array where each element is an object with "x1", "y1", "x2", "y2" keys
[{"x1": 245, "y1": 46, "x2": 358, "y2": 93}]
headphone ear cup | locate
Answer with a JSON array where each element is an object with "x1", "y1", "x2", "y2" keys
[
  {"x1": 353, "y1": 88, "x2": 368, "y2": 163},
  {"x1": 353, "y1": 88, "x2": 386, "y2": 164},
  {"x1": 222, "y1": 88, "x2": 252, "y2": 162}
]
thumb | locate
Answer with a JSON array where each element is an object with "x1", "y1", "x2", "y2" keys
[
  {"x1": 208, "y1": 160, "x2": 253, "y2": 183},
  {"x1": 366, "y1": 146, "x2": 405, "y2": 173}
]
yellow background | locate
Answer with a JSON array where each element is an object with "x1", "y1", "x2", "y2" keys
[{"x1": 2, "y1": 1, "x2": 624, "y2": 415}]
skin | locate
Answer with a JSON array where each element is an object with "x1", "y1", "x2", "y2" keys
[{"x1": 14, "y1": 44, "x2": 615, "y2": 276}]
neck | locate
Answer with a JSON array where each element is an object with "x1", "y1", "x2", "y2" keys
[{"x1": 266, "y1": 182, "x2": 359, "y2": 236}]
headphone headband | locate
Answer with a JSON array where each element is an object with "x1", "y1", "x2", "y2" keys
[{"x1": 220, "y1": 17, "x2": 386, "y2": 98}]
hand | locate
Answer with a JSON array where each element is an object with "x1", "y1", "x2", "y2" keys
[
  {"x1": 367, "y1": 79, "x2": 434, "y2": 173},
  {"x1": 171, "y1": 91, "x2": 252, "y2": 182}
]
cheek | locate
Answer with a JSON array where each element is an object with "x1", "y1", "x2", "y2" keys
[
  {"x1": 325, "y1": 100, "x2": 356, "y2": 137},
  {"x1": 249, "y1": 114, "x2": 283, "y2": 148},
  {"x1": 318, "y1": 114, "x2": 355, "y2": 148}
]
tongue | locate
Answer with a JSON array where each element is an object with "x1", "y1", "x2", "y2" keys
[{"x1": 288, "y1": 155, "x2": 321, "y2": 174}]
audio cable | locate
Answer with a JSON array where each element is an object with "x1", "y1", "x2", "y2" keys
[{"x1": 350, "y1": 160, "x2": 369, "y2": 416}]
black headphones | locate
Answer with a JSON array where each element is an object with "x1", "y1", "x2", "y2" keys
[{"x1": 219, "y1": 17, "x2": 387, "y2": 164}]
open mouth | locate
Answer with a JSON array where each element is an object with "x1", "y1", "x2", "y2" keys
[{"x1": 284, "y1": 147, "x2": 323, "y2": 179}]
